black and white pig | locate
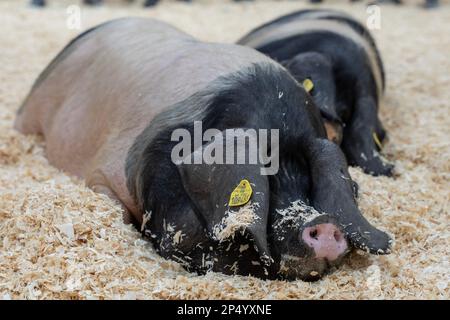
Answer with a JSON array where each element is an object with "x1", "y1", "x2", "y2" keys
[
  {"x1": 15, "y1": 18, "x2": 392, "y2": 281},
  {"x1": 238, "y1": 9, "x2": 395, "y2": 177}
]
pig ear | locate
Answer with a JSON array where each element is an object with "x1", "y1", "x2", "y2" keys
[
  {"x1": 176, "y1": 130, "x2": 271, "y2": 264},
  {"x1": 340, "y1": 212, "x2": 393, "y2": 254}
]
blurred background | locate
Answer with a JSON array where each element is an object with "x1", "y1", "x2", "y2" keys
[{"x1": 0, "y1": 0, "x2": 448, "y2": 299}]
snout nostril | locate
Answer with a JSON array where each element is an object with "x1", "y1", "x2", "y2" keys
[{"x1": 309, "y1": 229, "x2": 318, "y2": 239}]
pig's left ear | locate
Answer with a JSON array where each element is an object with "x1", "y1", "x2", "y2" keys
[
  {"x1": 307, "y1": 139, "x2": 393, "y2": 254},
  {"x1": 176, "y1": 131, "x2": 271, "y2": 264}
]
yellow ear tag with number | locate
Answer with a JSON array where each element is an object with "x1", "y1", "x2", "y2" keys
[
  {"x1": 372, "y1": 132, "x2": 383, "y2": 150},
  {"x1": 303, "y1": 78, "x2": 314, "y2": 93},
  {"x1": 229, "y1": 179, "x2": 253, "y2": 207}
]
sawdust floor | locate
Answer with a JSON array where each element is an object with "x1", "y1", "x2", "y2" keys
[{"x1": 0, "y1": 0, "x2": 449, "y2": 299}]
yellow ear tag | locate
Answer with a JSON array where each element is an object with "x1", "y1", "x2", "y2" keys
[
  {"x1": 372, "y1": 132, "x2": 383, "y2": 150},
  {"x1": 229, "y1": 179, "x2": 253, "y2": 207},
  {"x1": 303, "y1": 78, "x2": 314, "y2": 93}
]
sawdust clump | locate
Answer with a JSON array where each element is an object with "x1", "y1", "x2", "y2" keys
[{"x1": 0, "y1": 0, "x2": 449, "y2": 299}]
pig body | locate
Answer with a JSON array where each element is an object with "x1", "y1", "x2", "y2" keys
[
  {"x1": 16, "y1": 18, "x2": 391, "y2": 280},
  {"x1": 238, "y1": 9, "x2": 394, "y2": 176}
]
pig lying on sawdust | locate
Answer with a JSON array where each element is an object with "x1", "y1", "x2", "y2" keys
[
  {"x1": 238, "y1": 9, "x2": 394, "y2": 177},
  {"x1": 15, "y1": 18, "x2": 392, "y2": 281}
]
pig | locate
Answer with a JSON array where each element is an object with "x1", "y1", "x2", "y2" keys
[
  {"x1": 30, "y1": 0, "x2": 187, "y2": 7},
  {"x1": 237, "y1": 9, "x2": 395, "y2": 176},
  {"x1": 15, "y1": 18, "x2": 392, "y2": 281}
]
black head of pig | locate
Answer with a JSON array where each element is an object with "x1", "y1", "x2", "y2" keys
[{"x1": 176, "y1": 131, "x2": 392, "y2": 281}]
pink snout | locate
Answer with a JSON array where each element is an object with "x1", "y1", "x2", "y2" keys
[{"x1": 302, "y1": 223, "x2": 348, "y2": 261}]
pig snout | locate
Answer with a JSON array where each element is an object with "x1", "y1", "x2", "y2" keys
[{"x1": 302, "y1": 223, "x2": 348, "y2": 261}]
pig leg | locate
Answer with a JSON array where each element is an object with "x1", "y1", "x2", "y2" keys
[{"x1": 341, "y1": 95, "x2": 394, "y2": 176}]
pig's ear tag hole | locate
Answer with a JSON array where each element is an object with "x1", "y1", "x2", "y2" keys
[
  {"x1": 302, "y1": 78, "x2": 314, "y2": 93},
  {"x1": 229, "y1": 179, "x2": 253, "y2": 207},
  {"x1": 372, "y1": 132, "x2": 383, "y2": 150}
]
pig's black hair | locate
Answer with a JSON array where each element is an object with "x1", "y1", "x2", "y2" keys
[{"x1": 125, "y1": 62, "x2": 326, "y2": 222}]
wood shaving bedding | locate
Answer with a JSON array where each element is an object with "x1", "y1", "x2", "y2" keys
[{"x1": 0, "y1": 0, "x2": 448, "y2": 299}]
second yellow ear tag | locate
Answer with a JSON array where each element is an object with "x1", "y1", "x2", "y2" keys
[
  {"x1": 229, "y1": 179, "x2": 253, "y2": 207},
  {"x1": 372, "y1": 132, "x2": 383, "y2": 150},
  {"x1": 303, "y1": 78, "x2": 314, "y2": 93}
]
